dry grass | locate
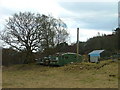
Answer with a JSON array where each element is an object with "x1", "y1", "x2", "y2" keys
[{"x1": 2, "y1": 60, "x2": 118, "y2": 88}]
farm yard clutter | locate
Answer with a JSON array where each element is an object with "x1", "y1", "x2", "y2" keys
[{"x1": 36, "y1": 52, "x2": 83, "y2": 66}]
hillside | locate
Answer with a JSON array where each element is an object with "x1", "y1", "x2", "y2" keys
[{"x1": 2, "y1": 60, "x2": 118, "y2": 88}]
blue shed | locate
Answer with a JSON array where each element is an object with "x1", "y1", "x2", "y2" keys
[{"x1": 88, "y1": 50, "x2": 104, "y2": 62}]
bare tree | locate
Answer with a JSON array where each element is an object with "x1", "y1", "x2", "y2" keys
[
  {"x1": 54, "y1": 19, "x2": 69, "y2": 45},
  {"x1": 0, "y1": 12, "x2": 43, "y2": 63},
  {"x1": 37, "y1": 15, "x2": 69, "y2": 49},
  {"x1": 38, "y1": 14, "x2": 56, "y2": 49},
  {"x1": 0, "y1": 12, "x2": 69, "y2": 63}
]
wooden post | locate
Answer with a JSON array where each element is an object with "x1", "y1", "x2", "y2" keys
[{"x1": 77, "y1": 28, "x2": 79, "y2": 60}]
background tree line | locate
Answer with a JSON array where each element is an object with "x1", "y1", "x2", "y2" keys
[{"x1": 70, "y1": 28, "x2": 119, "y2": 57}]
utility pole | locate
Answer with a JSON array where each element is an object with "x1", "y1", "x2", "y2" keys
[
  {"x1": 77, "y1": 28, "x2": 79, "y2": 60},
  {"x1": 118, "y1": 1, "x2": 120, "y2": 53}
]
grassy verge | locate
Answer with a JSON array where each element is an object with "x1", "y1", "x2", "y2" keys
[{"x1": 2, "y1": 60, "x2": 118, "y2": 88}]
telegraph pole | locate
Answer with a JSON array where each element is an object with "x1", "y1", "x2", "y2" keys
[{"x1": 77, "y1": 28, "x2": 79, "y2": 60}]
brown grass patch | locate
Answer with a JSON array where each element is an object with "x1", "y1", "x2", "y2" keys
[{"x1": 2, "y1": 60, "x2": 118, "y2": 88}]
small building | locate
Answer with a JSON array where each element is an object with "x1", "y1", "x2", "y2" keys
[{"x1": 88, "y1": 50, "x2": 104, "y2": 63}]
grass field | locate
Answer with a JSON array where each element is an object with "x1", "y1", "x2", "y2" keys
[{"x1": 2, "y1": 60, "x2": 119, "y2": 88}]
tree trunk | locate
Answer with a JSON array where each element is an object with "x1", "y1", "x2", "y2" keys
[{"x1": 23, "y1": 48, "x2": 34, "y2": 64}]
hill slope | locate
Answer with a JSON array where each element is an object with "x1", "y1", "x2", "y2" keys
[{"x1": 2, "y1": 60, "x2": 118, "y2": 88}]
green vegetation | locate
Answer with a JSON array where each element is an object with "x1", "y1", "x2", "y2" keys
[{"x1": 2, "y1": 60, "x2": 118, "y2": 88}]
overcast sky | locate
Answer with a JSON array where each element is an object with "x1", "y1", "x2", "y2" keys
[{"x1": 0, "y1": 0, "x2": 118, "y2": 45}]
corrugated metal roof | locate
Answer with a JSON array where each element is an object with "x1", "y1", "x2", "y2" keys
[{"x1": 88, "y1": 50, "x2": 104, "y2": 55}]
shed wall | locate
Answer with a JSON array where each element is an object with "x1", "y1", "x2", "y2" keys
[{"x1": 90, "y1": 56, "x2": 100, "y2": 62}]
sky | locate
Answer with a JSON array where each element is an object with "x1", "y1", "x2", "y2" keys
[{"x1": 0, "y1": 0, "x2": 119, "y2": 46}]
